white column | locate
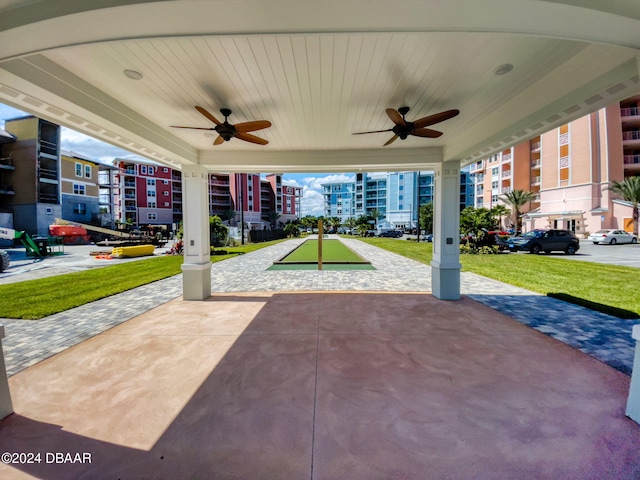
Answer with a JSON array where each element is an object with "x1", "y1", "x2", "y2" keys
[
  {"x1": 626, "y1": 325, "x2": 640, "y2": 424},
  {"x1": 430, "y1": 160, "x2": 461, "y2": 300},
  {"x1": 181, "y1": 164, "x2": 211, "y2": 300},
  {"x1": 0, "y1": 325, "x2": 13, "y2": 419}
]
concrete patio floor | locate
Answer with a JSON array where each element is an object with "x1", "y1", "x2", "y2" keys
[{"x1": 1, "y1": 291, "x2": 639, "y2": 479}]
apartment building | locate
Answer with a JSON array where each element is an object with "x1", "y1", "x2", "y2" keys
[
  {"x1": 471, "y1": 99, "x2": 637, "y2": 235},
  {"x1": 323, "y1": 170, "x2": 474, "y2": 229},
  {"x1": 60, "y1": 150, "x2": 101, "y2": 225}
]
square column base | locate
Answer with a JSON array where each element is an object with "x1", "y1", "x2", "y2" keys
[
  {"x1": 181, "y1": 262, "x2": 212, "y2": 301},
  {"x1": 626, "y1": 325, "x2": 640, "y2": 423},
  {"x1": 0, "y1": 326, "x2": 14, "y2": 420},
  {"x1": 430, "y1": 261, "x2": 461, "y2": 300}
]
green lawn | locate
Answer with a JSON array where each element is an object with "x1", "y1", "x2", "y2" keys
[
  {"x1": 354, "y1": 237, "x2": 640, "y2": 317},
  {"x1": 277, "y1": 239, "x2": 367, "y2": 263},
  {"x1": 0, "y1": 240, "x2": 284, "y2": 320},
  {"x1": 3, "y1": 236, "x2": 639, "y2": 320}
]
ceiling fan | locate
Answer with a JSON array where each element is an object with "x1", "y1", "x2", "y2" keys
[
  {"x1": 171, "y1": 106, "x2": 271, "y2": 145},
  {"x1": 353, "y1": 106, "x2": 460, "y2": 146}
]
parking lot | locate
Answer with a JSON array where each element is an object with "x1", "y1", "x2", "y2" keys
[{"x1": 545, "y1": 240, "x2": 640, "y2": 268}]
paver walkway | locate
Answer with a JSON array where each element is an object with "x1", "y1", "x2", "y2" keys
[{"x1": 1, "y1": 237, "x2": 638, "y2": 376}]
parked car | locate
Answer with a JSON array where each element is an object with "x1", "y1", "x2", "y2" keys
[
  {"x1": 422, "y1": 234, "x2": 433, "y2": 242},
  {"x1": 377, "y1": 230, "x2": 403, "y2": 238},
  {"x1": 506, "y1": 229, "x2": 580, "y2": 254},
  {"x1": 588, "y1": 229, "x2": 638, "y2": 245}
]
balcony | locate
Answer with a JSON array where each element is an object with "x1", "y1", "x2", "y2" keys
[
  {"x1": 501, "y1": 187, "x2": 512, "y2": 194},
  {"x1": 502, "y1": 153, "x2": 512, "y2": 162},
  {"x1": 621, "y1": 106, "x2": 640, "y2": 117},
  {"x1": 531, "y1": 176, "x2": 541, "y2": 186},
  {"x1": 530, "y1": 142, "x2": 541, "y2": 152},
  {"x1": 501, "y1": 170, "x2": 511, "y2": 178},
  {"x1": 624, "y1": 154, "x2": 640, "y2": 165},
  {"x1": 622, "y1": 130, "x2": 640, "y2": 147},
  {"x1": 531, "y1": 159, "x2": 541, "y2": 169}
]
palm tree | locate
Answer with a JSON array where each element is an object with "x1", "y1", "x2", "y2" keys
[
  {"x1": 499, "y1": 189, "x2": 537, "y2": 233},
  {"x1": 490, "y1": 204, "x2": 511, "y2": 231},
  {"x1": 608, "y1": 176, "x2": 640, "y2": 236},
  {"x1": 327, "y1": 216, "x2": 342, "y2": 233},
  {"x1": 369, "y1": 208, "x2": 381, "y2": 229}
]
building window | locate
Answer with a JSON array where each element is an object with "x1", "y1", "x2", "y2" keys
[
  {"x1": 141, "y1": 165, "x2": 147, "y2": 174},
  {"x1": 148, "y1": 213, "x2": 157, "y2": 220},
  {"x1": 163, "y1": 191, "x2": 169, "y2": 196},
  {"x1": 164, "y1": 202, "x2": 170, "y2": 207},
  {"x1": 491, "y1": 167, "x2": 499, "y2": 176},
  {"x1": 73, "y1": 184, "x2": 85, "y2": 195},
  {"x1": 147, "y1": 178, "x2": 155, "y2": 186},
  {"x1": 84, "y1": 164, "x2": 91, "y2": 179},
  {"x1": 163, "y1": 180, "x2": 169, "y2": 185},
  {"x1": 148, "y1": 202, "x2": 156, "y2": 208},
  {"x1": 148, "y1": 190, "x2": 156, "y2": 197},
  {"x1": 148, "y1": 167, "x2": 154, "y2": 175},
  {"x1": 75, "y1": 162, "x2": 82, "y2": 177},
  {"x1": 73, "y1": 203, "x2": 86, "y2": 214},
  {"x1": 163, "y1": 168, "x2": 169, "y2": 173}
]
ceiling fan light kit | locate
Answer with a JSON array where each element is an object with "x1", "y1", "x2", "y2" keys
[{"x1": 353, "y1": 106, "x2": 460, "y2": 146}]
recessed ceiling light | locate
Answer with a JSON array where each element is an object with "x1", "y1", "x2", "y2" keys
[
  {"x1": 123, "y1": 69, "x2": 143, "y2": 80},
  {"x1": 494, "y1": 64, "x2": 514, "y2": 76}
]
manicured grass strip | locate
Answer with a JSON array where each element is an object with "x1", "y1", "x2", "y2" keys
[
  {"x1": 354, "y1": 237, "x2": 640, "y2": 317},
  {"x1": 0, "y1": 240, "x2": 285, "y2": 320},
  {"x1": 277, "y1": 239, "x2": 368, "y2": 263}
]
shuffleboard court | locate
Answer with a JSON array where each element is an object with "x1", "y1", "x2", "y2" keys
[{"x1": 268, "y1": 239, "x2": 375, "y2": 270}]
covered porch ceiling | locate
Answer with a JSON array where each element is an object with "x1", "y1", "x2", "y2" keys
[{"x1": 1, "y1": 0, "x2": 640, "y2": 173}]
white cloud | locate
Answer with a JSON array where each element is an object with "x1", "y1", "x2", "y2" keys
[
  {"x1": 60, "y1": 127, "x2": 145, "y2": 165},
  {"x1": 282, "y1": 173, "x2": 356, "y2": 216}
]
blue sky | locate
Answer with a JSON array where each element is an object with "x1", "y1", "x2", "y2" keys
[{"x1": 0, "y1": 103, "x2": 343, "y2": 215}]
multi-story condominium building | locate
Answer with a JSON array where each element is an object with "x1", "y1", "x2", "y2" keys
[
  {"x1": 266, "y1": 174, "x2": 302, "y2": 224},
  {"x1": 0, "y1": 116, "x2": 61, "y2": 235},
  {"x1": 114, "y1": 158, "x2": 176, "y2": 228},
  {"x1": 471, "y1": 98, "x2": 638, "y2": 235},
  {"x1": 113, "y1": 160, "x2": 301, "y2": 231},
  {"x1": 60, "y1": 150, "x2": 102, "y2": 226},
  {"x1": 323, "y1": 170, "x2": 474, "y2": 229}
]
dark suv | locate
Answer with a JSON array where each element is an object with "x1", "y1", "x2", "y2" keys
[{"x1": 506, "y1": 229, "x2": 580, "y2": 255}]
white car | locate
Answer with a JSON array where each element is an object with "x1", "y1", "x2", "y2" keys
[{"x1": 588, "y1": 229, "x2": 638, "y2": 245}]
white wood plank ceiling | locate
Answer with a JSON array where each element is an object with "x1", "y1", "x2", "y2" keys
[{"x1": 1, "y1": 0, "x2": 640, "y2": 172}]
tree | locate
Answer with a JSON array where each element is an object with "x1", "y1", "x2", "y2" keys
[
  {"x1": 283, "y1": 223, "x2": 300, "y2": 238},
  {"x1": 490, "y1": 204, "x2": 511, "y2": 230},
  {"x1": 327, "y1": 216, "x2": 342, "y2": 232},
  {"x1": 222, "y1": 209, "x2": 237, "y2": 225},
  {"x1": 267, "y1": 211, "x2": 281, "y2": 228},
  {"x1": 345, "y1": 217, "x2": 357, "y2": 233},
  {"x1": 299, "y1": 215, "x2": 318, "y2": 232},
  {"x1": 608, "y1": 176, "x2": 640, "y2": 236},
  {"x1": 499, "y1": 189, "x2": 537, "y2": 233},
  {"x1": 460, "y1": 207, "x2": 494, "y2": 242},
  {"x1": 369, "y1": 208, "x2": 381, "y2": 229},
  {"x1": 419, "y1": 202, "x2": 434, "y2": 234},
  {"x1": 209, "y1": 215, "x2": 229, "y2": 247}
]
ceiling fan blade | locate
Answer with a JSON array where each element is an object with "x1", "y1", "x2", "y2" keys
[
  {"x1": 236, "y1": 132, "x2": 268, "y2": 145},
  {"x1": 235, "y1": 120, "x2": 272, "y2": 133},
  {"x1": 352, "y1": 128, "x2": 394, "y2": 135},
  {"x1": 413, "y1": 109, "x2": 460, "y2": 128},
  {"x1": 410, "y1": 128, "x2": 443, "y2": 138},
  {"x1": 213, "y1": 135, "x2": 225, "y2": 145},
  {"x1": 195, "y1": 106, "x2": 222, "y2": 125},
  {"x1": 386, "y1": 108, "x2": 406, "y2": 126},
  {"x1": 383, "y1": 134, "x2": 399, "y2": 146},
  {"x1": 170, "y1": 125, "x2": 216, "y2": 131}
]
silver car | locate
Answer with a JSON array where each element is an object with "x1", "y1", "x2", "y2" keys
[{"x1": 588, "y1": 229, "x2": 638, "y2": 245}]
